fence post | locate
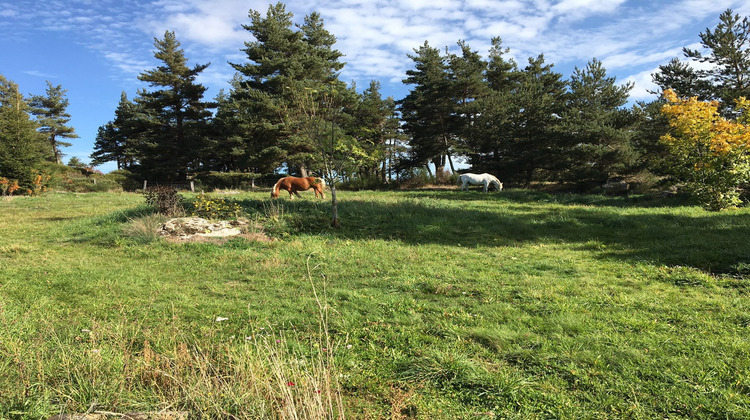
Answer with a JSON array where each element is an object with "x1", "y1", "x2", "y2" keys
[
  {"x1": 190, "y1": 180, "x2": 195, "y2": 192},
  {"x1": 143, "y1": 180, "x2": 148, "y2": 190}
]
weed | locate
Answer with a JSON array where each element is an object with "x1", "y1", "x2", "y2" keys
[{"x1": 122, "y1": 213, "x2": 168, "y2": 243}]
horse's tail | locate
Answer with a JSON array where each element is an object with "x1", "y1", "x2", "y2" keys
[{"x1": 271, "y1": 178, "x2": 283, "y2": 198}]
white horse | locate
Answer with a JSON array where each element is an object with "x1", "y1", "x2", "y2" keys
[{"x1": 458, "y1": 173, "x2": 503, "y2": 192}]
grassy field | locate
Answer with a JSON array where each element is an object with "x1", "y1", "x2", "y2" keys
[{"x1": 1, "y1": 189, "x2": 749, "y2": 419}]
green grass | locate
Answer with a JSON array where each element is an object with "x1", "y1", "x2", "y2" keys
[{"x1": 1, "y1": 189, "x2": 749, "y2": 418}]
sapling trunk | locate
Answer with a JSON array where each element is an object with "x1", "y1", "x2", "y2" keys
[{"x1": 330, "y1": 185, "x2": 340, "y2": 228}]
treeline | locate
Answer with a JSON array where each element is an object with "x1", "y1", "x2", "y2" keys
[
  {"x1": 91, "y1": 4, "x2": 402, "y2": 187},
  {"x1": 3, "y1": 5, "x2": 750, "y2": 194}
]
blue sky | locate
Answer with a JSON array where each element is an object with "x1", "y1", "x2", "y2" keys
[{"x1": 2, "y1": 0, "x2": 749, "y2": 173}]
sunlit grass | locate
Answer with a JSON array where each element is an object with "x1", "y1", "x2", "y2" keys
[{"x1": 1, "y1": 190, "x2": 749, "y2": 418}]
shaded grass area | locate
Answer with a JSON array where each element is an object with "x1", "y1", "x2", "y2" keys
[{"x1": 0, "y1": 190, "x2": 749, "y2": 418}]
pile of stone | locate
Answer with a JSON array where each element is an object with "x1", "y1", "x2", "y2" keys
[{"x1": 159, "y1": 217, "x2": 247, "y2": 239}]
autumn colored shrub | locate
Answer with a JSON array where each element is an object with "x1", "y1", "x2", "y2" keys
[
  {"x1": 660, "y1": 89, "x2": 750, "y2": 210},
  {"x1": 0, "y1": 177, "x2": 18, "y2": 196},
  {"x1": 29, "y1": 173, "x2": 51, "y2": 196},
  {"x1": 143, "y1": 185, "x2": 183, "y2": 216}
]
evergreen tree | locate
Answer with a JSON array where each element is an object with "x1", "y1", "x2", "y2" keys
[
  {"x1": 0, "y1": 75, "x2": 49, "y2": 187},
  {"x1": 135, "y1": 30, "x2": 214, "y2": 181},
  {"x1": 560, "y1": 59, "x2": 636, "y2": 186},
  {"x1": 447, "y1": 41, "x2": 488, "y2": 171},
  {"x1": 399, "y1": 41, "x2": 456, "y2": 177},
  {"x1": 683, "y1": 9, "x2": 750, "y2": 112},
  {"x1": 468, "y1": 38, "x2": 520, "y2": 175},
  {"x1": 651, "y1": 58, "x2": 713, "y2": 100},
  {"x1": 507, "y1": 55, "x2": 567, "y2": 187},
  {"x1": 91, "y1": 92, "x2": 143, "y2": 170},
  {"x1": 204, "y1": 87, "x2": 249, "y2": 172},
  {"x1": 348, "y1": 80, "x2": 399, "y2": 183},
  {"x1": 629, "y1": 99, "x2": 672, "y2": 179},
  {"x1": 28, "y1": 81, "x2": 78, "y2": 164},
  {"x1": 230, "y1": 2, "x2": 344, "y2": 176}
]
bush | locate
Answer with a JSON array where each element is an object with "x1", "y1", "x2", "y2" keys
[
  {"x1": 340, "y1": 174, "x2": 387, "y2": 190},
  {"x1": 191, "y1": 193, "x2": 243, "y2": 220},
  {"x1": 660, "y1": 90, "x2": 750, "y2": 210},
  {"x1": 0, "y1": 177, "x2": 20, "y2": 196},
  {"x1": 398, "y1": 169, "x2": 432, "y2": 189},
  {"x1": 105, "y1": 169, "x2": 140, "y2": 191},
  {"x1": 143, "y1": 186, "x2": 183, "y2": 216}
]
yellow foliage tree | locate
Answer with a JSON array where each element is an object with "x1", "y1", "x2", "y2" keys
[{"x1": 661, "y1": 89, "x2": 750, "y2": 210}]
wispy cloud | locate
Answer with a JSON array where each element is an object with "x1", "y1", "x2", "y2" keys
[{"x1": 24, "y1": 70, "x2": 58, "y2": 79}]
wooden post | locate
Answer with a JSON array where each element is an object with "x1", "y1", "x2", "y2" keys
[
  {"x1": 190, "y1": 180, "x2": 195, "y2": 192},
  {"x1": 143, "y1": 180, "x2": 147, "y2": 190}
]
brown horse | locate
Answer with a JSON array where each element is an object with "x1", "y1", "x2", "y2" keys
[{"x1": 271, "y1": 176, "x2": 326, "y2": 199}]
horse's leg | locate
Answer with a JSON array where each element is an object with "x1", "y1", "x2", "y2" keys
[
  {"x1": 483, "y1": 181, "x2": 488, "y2": 192},
  {"x1": 293, "y1": 190, "x2": 302, "y2": 199}
]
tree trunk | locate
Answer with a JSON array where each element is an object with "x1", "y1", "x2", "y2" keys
[
  {"x1": 299, "y1": 164, "x2": 308, "y2": 177},
  {"x1": 330, "y1": 185, "x2": 340, "y2": 228},
  {"x1": 446, "y1": 153, "x2": 456, "y2": 174}
]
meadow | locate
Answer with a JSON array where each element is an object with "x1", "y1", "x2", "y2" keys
[{"x1": 1, "y1": 189, "x2": 749, "y2": 419}]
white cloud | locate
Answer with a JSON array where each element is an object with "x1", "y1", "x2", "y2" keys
[
  {"x1": 552, "y1": 0, "x2": 626, "y2": 15},
  {"x1": 7, "y1": 0, "x2": 750, "y2": 102},
  {"x1": 624, "y1": 68, "x2": 659, "y2": 102}
]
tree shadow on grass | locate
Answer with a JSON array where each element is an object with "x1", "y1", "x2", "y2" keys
[{"x1": 236, "y1": 190, "x2": 750, "y2": 276}]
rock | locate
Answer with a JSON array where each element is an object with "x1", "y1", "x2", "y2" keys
[{"x1": 160, "y1": 217, "x2": 245, "y2": 239}]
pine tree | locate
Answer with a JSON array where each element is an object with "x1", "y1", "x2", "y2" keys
[
  {"x1": 91, "y1": 92, "x2": 144, "y2": 170},
  {"x1": 28, "y1": 81, "x2": 78, "y2": 164},
  {"x1": 347, "y1": 80, "x2": 400, "y2": 183},
  {"x1": 230, "y1": 2, "x2": 345, "y2": 176},
  {"x1": 560, "y1": 59, "x2": 636, "y2": 187},
  {"x1": 203, "y1": 87, "x2": 249, "y2": 172},
  {"x1": 683, "y1": 9, "x2": 750, "y2": 112},
  {"x1": 652, "y1": 58, "x2": 714, "y2": 100},
  {"x1": 468, "y1": 38, "x2": 520, "y2": 175},
  {"x1": 447, "y1": 41, "x2": 488, "y2": 171},
  {"x1": 135, "y1": 30, "x2": 214, "y2": 181},
  {"x1": 0, "y1": 75, "x2": 49, "y2": 187},
  {"x1": 507, "y1": 55, "x2": 567, "y2": 187},
  {"x1": 399, "y1": 41, "x2": 456, "y2": 178}
]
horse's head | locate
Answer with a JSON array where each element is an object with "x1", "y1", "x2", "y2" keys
[
  {"x1": 491, "y1": 177, "x2": 503, "y2": 191},
  {"x1": 270, "y1": 190, "x2": 279, "y2": 199}
]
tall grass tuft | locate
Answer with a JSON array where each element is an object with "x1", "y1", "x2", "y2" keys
[{"x1": 122, "y1": 213, "x2": 168, "y2": 243}]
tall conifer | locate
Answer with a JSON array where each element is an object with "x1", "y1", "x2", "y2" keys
[
  {"x1": 28, "y1": 82, "x2": 78, "y2": 164},
  {"x1": 135, "y1": 30, "x2": 214, "y2": 180}
]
